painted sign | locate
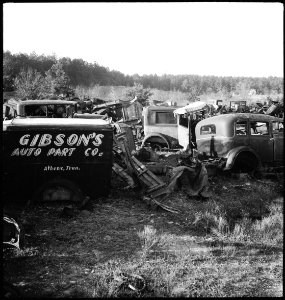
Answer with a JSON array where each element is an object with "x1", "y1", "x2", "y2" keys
[
  {"x1": 3, "y1": 128, "x2": 114, "y2": 201},
  {"x1": 9, "y1": 132, "x2": 105, "y2": 158}
]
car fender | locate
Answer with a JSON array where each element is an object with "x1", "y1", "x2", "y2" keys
[
  {"x1": 223, "y1": 146, "x2": 261, "y2": 170},
  {"x1": 142, "y1": 133, "x2": 171, "y2": 148}
]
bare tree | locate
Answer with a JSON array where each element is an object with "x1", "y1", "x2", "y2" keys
[{"x1": 14, "y1": 68, "x2": 46, "y2": 100}]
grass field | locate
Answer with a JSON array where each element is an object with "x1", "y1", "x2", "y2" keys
[{"x1": 3, "y1": 172, "x2": 283, "y2": 297}]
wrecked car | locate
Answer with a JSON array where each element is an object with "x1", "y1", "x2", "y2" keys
[
  {"x1": 195, "y1": 113, "x2": 284, "y2": 172},
  {"x1": 229, "y1": 100, "x2": 247, "y2": 112},
  {"x1": 3, "y1": 99, "x2": 78, "y2": 119},
  {"x1": 174, "y1": 101, "x2": 210, "y2": 150},
  {"x1": 142, "y1": 102, "x2": 211, "y2": 151},
  {"x1": 141, "y1": 106, "x2": 181, "y2": 150}
]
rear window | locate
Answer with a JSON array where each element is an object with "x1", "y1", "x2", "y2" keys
[
  {"x1": 200, "y1": 124, "x2": 216, "y2": 135},
  {"x1": 235, "y1": 121, "x2": 248, "y2": 135},
  {"x1": 273, "y1": 121, "x2": 284, "y2": 134},
  {"x1": 250, "y1": 121, "x2": 269, "y2": 135},
  {"x1": 155, "y1": 112, "x2": 176, "y2": 124},
  {"x1": 25, "y1": 105, "x2": 71, "y2": 118},
  {"x1": 25, "y1": 105, "x2": 48, "y2": 117}
]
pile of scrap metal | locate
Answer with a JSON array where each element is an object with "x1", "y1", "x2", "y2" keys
[
  {"x1": 112, "y1": 124, "x2": 210, "y2": 214},
  {"x1": 84, "y1": 97, "x2": 143, "y2": 123},
  {"x1": 264, "y1": 100, "x2": 284, "y2": 118},
  {"x1": 215, "y1": 100, "x2": 283, "y2": 118},
  {"x1": 74, "y1": 97, "x2": 144, "y2": 145}
]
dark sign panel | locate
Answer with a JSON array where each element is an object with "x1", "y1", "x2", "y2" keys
[{"x1": 3, "y1": 128, "x2": 113, "y2": 202}]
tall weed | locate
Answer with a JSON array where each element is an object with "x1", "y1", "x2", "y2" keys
[
  {"x1": 251, "y1": 202, "x2": 283, "y2": 245},
  {"x1": 137, "y1": 225, "x2": 171, "y2": 260},
  {"x1": 209, "y1": 201, "x2": 283, "y2": 246}
]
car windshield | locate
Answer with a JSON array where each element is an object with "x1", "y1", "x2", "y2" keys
[
  {"x1": 24, "y1": 104, "x2": 75, "y2": 117},
  {"x1": 25, "y1": 105, "x2": 47, "y2": 117},
  {"x1": 155, "y1": 112, "x2": 176, "y2": 124}
]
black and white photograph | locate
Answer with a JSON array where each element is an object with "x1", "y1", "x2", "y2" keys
[{"x1": 3, "y1": 2, "x2": 283, "y2": 298}]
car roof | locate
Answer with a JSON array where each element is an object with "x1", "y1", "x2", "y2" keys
[
  {"x1": 18, "y1": 100, "x2": 78, "y2": 105},
  {"x1": 197, "y1": 113, "x2": 283, "y2": 126},
  {"x1": 145, "y1": 105, "x2": 180, "y2": 111},
  {"x1": 3, "y1": 117, "x2": 112, "y2": 129}
]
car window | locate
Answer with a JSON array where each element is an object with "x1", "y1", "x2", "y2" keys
[
  {"x1": 250, "y1": 121, "x2": 269, "y2": 135},
  {"x1": 155, "y1": 112, "x2": 176, "y2": 124},
  {"x1": 25, "y1": 105, "x2": 47, "y2": 117},
  {"x1": 273, "y1": 121, "x2": 284, "y2": 134},
  {"x1": 179, "y1": 115, "x2": 188, "y2": 128},
  {"x1": 200, "y1": 124, "x2": 216, "y2": 135},
  {"x1": 235, "y1": 121, "x2": 247, "y2": 135}
]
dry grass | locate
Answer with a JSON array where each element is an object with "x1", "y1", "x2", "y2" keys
[
  {"x1": 88, "y1": 218, "x2": 283, "y2": 297},
  {"x1": 208, "y1": 200, "x2": 283, "y2": 246},
  {"x1": 3, "y1": 174, "x2": 283, "y2": 297}
]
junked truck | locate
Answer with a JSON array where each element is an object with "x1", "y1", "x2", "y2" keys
[{"x1": 3, "y1": 118, "x2": 114, "y2": 203}]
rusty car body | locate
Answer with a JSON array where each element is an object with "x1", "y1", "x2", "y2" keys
[{"x1": 195, "y1": 113, "x2": 283, "y2": 171}]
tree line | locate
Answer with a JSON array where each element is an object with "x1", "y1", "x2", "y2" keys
[{"x1": 3, "y1": 51, "x2": 284, "y2": 97}]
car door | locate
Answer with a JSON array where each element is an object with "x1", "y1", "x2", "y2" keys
[
  {"x1": 177, "y1": 114, "x2": 189, "y2": 150},
  {"x1": 234, "y1": 120, "x2": 250, "y2": 147},
  {"x1": 272, "y1": 121, "x2": 284, "y2": 163},
  {"x1": 249, "y1": 120, "x2": 273, "y2": 163}
]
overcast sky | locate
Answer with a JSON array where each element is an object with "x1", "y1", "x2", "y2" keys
[{"x1": 3, "y1": 2, "x2": 284, "y2": 78}]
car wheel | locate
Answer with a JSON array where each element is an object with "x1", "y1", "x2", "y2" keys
[
  {"x1": 31, "y1": 178, "x2": 84, "y2": 204},
  {"x1": 233, "y1": 152, "x2": 259, "y2": 173},
  {"x1": 149, "y1": 142, "x2": 169, "y2": 152},
  {"x1": 3, "y1": 281, "x2": 23, "y2": 298}
]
